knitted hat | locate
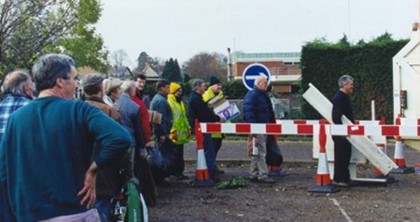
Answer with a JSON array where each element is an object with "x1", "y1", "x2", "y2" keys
[
  {"x1": 210, "y1": 76, "x2": 221, "y2": 86},
  {"x1": 103, "y1": 77, "x2": 123, "y2": 95},
  {"x1": 169, "y1": 82, "x2": 181, "y2": 94}
]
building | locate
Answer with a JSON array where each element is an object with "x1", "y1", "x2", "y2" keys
[
  {"x1": 230, "y1": 51, "x2": 301, "y2": 93},
  {"x1": 230, "y1": 51, "x2": 302, "y2": 119}
]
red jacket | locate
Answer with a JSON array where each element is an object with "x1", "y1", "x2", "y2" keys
[{"x1": 132, "y1": 95, "x2": 152, "y2": 143}]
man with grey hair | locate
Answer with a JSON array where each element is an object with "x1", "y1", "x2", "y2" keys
[
  {"x1": 188, "y1": 79, "x2": 224, "y2": 182},
  {"x1": 0, "y1": 53, "x2": 131, "y2": 221},
  {"x1": 0, "y1": 70, "x2": 34, "y2": 221},
  {"x1": 119, "y1": 80, "x2": 157, "y2": 207},
  {"x1": 332, "y1": 74, "x2": 355, "y2": 187},
  {"x1": 243, "y1": 76, "x2": 276, "y2": 184}
]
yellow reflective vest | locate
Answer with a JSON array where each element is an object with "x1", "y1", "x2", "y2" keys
[
  {"x1": 202, "y1": 88, "x2": 224, "y2": 138},
  {"x1": 167, "y1": 94, "x2": 191, "y2": 144}
]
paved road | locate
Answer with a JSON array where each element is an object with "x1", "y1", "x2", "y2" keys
[{"x1": 184, "y1": 140, "x2": 420, "y2": 167}]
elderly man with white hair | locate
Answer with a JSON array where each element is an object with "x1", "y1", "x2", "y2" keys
[{"x1": 243, "y1": 76, "x2": 276, "y2": 184}]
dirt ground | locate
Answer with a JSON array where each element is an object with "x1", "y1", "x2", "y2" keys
[{"x1": 148, "y1": 164, "x2": 420, "y2": 222}]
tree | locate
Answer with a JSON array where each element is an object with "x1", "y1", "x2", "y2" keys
[
  {"x1": 134, "y1": 51, "x2": 151, "y2": 74},
  {"x1": 161, "y1": 58, "x2": 182, "y2": 82},
  {"x1": 0, "y1": 0, "x2": 108, "y2": 76},
  {"x1": 110, "y1": 49, "x2": 129, "y2": 68},
  {"x1": 183, "y1": 52, "x2": 227, "y2": 81}
]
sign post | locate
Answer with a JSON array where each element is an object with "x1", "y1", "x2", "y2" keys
[{"x1": 242, "y1": 63, "x2": 271, "y2": 90}]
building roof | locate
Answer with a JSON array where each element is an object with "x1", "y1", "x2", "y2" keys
[{"x1": 232, "y1": 52, "x2": 301, "y2": 63}]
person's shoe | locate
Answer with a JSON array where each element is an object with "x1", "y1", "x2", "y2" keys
[
  {"x1": 212, "y1": 174, "x2": 222, "y2": 183},
  {"x1": 257, "y1": 177, "x2": 276, "y2": 184},
  {"x1": 333, "y1": 181, "x2": 351, "y2": 187},
  {"x1": 215, "y1": 166, "x2": 225, "y2": 175},
  {"x1": 157, "y1": 179, "x2": 171, "y2": 187},
  {"x1": 249, "y1": 177, "x2": 258, "y2": 183},
  {"x1": 268, "y1": 169, "x2": 288, "y2": 177},
  {"x1": 175, "y1": 174, "x2": 189, "y2": 180}
]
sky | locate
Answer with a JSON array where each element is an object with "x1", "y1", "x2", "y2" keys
[{"x1": 95, "y1": 0, "x2": 419, "y2": 67}]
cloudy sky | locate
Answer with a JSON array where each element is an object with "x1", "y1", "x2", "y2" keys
[{"x1": 95, "y1": 0, "x2": 419, "y2": 66}]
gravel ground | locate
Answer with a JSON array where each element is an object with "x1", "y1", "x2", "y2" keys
[
  {"x1": 146, "y1": 140, "x2": 420, "y2": 221},
  {"x1": 148, "y1": 164, "x2": 420, "y2": 222}
]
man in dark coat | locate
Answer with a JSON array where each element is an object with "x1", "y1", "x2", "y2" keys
[
  {"x1": 332, "y1": 74, "x2": 355, "y2": 187},
  {"x1": 243, "y1": 76, "x2": 276, "y2": 184},
  {"x1": 188, "y1": 79, "x2": 224, "y2": 182}
]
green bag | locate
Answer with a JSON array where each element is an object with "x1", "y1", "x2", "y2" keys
[{"x1": 126, "y1": 181, "x2": 143, "y2": 222}]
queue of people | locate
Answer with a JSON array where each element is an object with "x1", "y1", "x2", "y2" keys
[{"x1": 0, "y1": 52, "x2": 292, "y2": 221}]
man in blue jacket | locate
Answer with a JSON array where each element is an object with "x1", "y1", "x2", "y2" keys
[
  {"x1": 243, "y1": 76, "x2": 276, "y2": 184},
  {"x1": 0, "y1": 54, "x2": 131, "y2": 221}
]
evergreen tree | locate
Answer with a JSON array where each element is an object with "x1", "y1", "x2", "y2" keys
[{"x1": 162, "y1": 58, "x2": 182, "y2": 82}]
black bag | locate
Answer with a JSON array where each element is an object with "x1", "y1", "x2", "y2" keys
[{"x1": 265, "y1": 135, "x2": 283, "y2": 166}]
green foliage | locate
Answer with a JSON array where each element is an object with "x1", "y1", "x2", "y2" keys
[
  {"x1": 162, "y1": 58, "x2": 182, "y2": 82},
  {"x1": 222, "y1": 80, "x2": 248, "y2": 99},
  {"x1": 0, "y1": 0, "x2": 108, "y2": 76},
  {"x1": 300, "y1": 35, "x2": 408, "y2": 123}
]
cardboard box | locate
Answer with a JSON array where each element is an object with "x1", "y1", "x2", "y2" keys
[{"x1": 213, "y1": 100, "x2": 241, "y2": 121}]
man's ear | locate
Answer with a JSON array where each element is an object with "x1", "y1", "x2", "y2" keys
[{"x1": 55, "y1": 78, "x2": 64, "y2": 88}]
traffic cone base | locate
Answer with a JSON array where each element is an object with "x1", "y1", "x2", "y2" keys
[
  {"x1": 391, "y1": 117, "x2": 414, "y2": 174},
  {"x1": 193, "y1": 119, "x2": 215, "y2": 187},
  {"x1": 391, "y1": 167, "x2": 415, "y2": 174},
  {"x1": 308, "y1": 184, "x2": 340, "y2": 193},
  {"x1": 308, "y1": 124, "x2": 340, "y2": 193}
]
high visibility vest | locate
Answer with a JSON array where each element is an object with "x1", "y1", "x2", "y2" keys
[{"x1": 167, "y1": 94, "x2": 191, "y2": 144}]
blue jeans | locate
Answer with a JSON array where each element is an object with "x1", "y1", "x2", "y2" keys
[
  {"x1": 94, "y1": 196, "x2": 112, "y2": 222},
  {"x1": 203, "y1": 134, "x2": 216, "y2": 177}
]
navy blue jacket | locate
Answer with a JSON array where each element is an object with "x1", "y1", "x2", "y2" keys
[
  {"x1": 332, "y1": 90, "x2": 354, "y2": 124},
  {"x1": 243, "y1": 87, "x2": 275, "y2": 123},
  {"x1": 188, "y1": 91, "x2": 220, "y2": 129}
]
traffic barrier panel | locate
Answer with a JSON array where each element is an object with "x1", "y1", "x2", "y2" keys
[
  {"x1": 391, "y1": 115, "x2": 414, "y2": 174},
  {"x1": 194, "y1": 119, "x2": 215, "y2": 187},
  {"x1": 308, "y1": 123, "x2": 340, "y2": 193}
]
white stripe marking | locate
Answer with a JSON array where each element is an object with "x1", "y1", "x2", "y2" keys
[{"x1": 330, "y1": 198, "x2": 353, "y2": 222}]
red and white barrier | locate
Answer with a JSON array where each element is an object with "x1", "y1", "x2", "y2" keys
[{"x1": 200, "y1": 122, "x2": 420, "y2": 137}]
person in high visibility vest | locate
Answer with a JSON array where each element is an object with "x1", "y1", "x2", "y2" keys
[
  {"x1": 168, "y1": 82, "x2": 191, "y2": 180},
  {"x1": 202, "y1": 76, "x2": 225, "y2": 175}
]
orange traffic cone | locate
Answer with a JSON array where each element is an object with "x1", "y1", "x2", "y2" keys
[
  {"x1": 391, "y1": 115, "x2": 414, "y2": 174},
  {"x1": 194, "y1": 119, "x2": 215, "y2": 187},
  {"x1": 308, "y1": 123, "x2": 339, "y2": 193}
]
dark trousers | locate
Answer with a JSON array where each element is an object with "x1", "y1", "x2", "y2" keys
[
  {"x1": 173, "y1": 144, "x2": 185, "y2": 175},
  {"x1": 213, "y1": 138, "x2": 223, "y2": 156},
  {"x1": 332, "y1": 136, "x2": 352, "y2": 182}
]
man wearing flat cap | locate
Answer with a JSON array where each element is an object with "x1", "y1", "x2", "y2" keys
[
  {"x1": 82, "y1": 73, "x2": 131, "y2": 220},
  {"x1": 103, "y1": 77, "x2": 123, "y2": 107}
]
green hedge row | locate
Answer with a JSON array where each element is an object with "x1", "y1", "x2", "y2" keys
[{"x1": 300, "y1": 39, "x2": 408, "y2": 123}]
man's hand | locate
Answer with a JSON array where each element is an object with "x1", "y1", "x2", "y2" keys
[
  {"x1": 159, "y1": 135, "x2": 166, "y2": 144},
  {"x1": 77, "y1": 162, "x2": 98, "y2": 209}
]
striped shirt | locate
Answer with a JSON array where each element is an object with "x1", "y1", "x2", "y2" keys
[{"x1": 0, "y1": 94, "x2": 31, "y2": 141}]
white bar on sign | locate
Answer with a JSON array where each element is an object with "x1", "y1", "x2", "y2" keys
[
  {"x1": 222, "y1": 123, "x2": 236, "y2": 134},
  {"x1": 330, "y1": 125, "x2": 347, "y2": 136},
  {"x1": 251, "y1": 123, "x2": 267, "y2": 134},
  {"x1": 364, "y1": 125, "x2": 381, "y2": 136},
  {"x1": 400, "y1": 125, "x2": 418, "y2": 137},
  {"x1": 281, "y1": 123, "x2": 298, "y2": 135}
]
